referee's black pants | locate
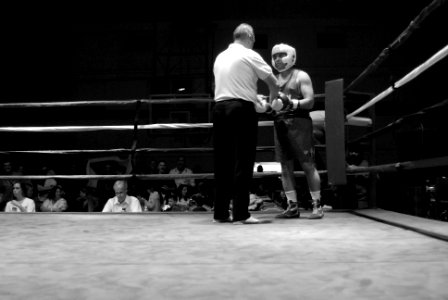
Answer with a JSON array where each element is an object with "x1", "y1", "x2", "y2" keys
[{"x1": 212, "y1": 99, "x2": 258, "y2": 222}]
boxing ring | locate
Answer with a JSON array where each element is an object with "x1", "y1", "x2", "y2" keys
[{"x1": 1, "y1": 1, "x2": 448, "y2": 299}]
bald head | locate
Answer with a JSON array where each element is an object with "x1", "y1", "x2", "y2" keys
[
  {"x1": 233, "y1": 23, "x2": 255, "y2": 48},
  {"x1": 114, "y1": 180, "x2": 127, "y2": 190},
  {"x1": 113, "y1": 180, "x2": 128, "y2": 203}
]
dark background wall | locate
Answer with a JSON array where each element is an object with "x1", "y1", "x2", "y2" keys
[{"x1": 4, "y1": 1, "x2": 446, "y2": 100}]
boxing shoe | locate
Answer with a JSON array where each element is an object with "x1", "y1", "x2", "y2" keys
[
  {"x1": 275, "y1": 202, "x2": 300, "y2": 219},
  {"x1": 308, "y1": 206, "x2": 324, "y2": 219},
  {"x1": 233, "y1": 216, "x2": 271, "y2": 225},
  {"x1": 322, "y1": 205, "x2": 333, "y2": 212}
]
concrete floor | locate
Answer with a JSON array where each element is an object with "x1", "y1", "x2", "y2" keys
[{"x1": 0, "y1": 210, "x2": 447, "y2": 300}]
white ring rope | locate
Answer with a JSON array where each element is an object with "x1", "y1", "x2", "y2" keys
[
  {"x1": 348, "y1": 98, "x2": 448, "y2": 145},
  {"x1": 2, "y1": 146, "x2": 279, "y2": 154},
  {"x1": 344, "y1": 0, "x2": 446, "y2": 93},
  {"x1": 0, "y1": 95, "x2": 326, "y2": 109},
  {"x1": 0, "y1": 98, "x2": 214, "y2": 108},
  {"x1": 0, "y1": 117, "x2": 371, "y2": 133},
  {"x1": 0, "y1": 123, "x2": 214, "y2": 132},
  {"x1": 346, "y1": 44, "x2": 448, "y2": 119},
  {"x1": 394, "y1": 44, "x2": 448, "y2": 89},
  {"x1": 3, "y1": 154, "x2": 448, "y2": 180},
  {"x1": 0, "y1": 121, "x2": 267, "y2": 132},
  {"x1": 0, "y1": 170, "x2": 328, "y2": 181}
]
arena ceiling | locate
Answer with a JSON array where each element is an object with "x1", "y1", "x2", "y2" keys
[{"x1": 70, "y1": 0, "x2": 429, "y2": 23}]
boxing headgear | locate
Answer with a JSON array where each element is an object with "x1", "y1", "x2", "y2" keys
[{"x1": 271, "y1": 43, "x2": 296, "y2": 72}]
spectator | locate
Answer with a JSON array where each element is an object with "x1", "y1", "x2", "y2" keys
[
  {"x1": 43, "y1": 168, "x2": 57, "y2": 189},
  {"x1": 157, "y1": 160, "x2": 169, "y2": 175},
  {"x1": 346, "y1": 146, "x2": 370, "y2": 209},
  {"x1": 169, "y1": 156, "x2": 195, "y2": 188},
  {"x1": 0, "y1": 160, "x2": 15, "y2": 209},
  {"x1": 86, "y1": 155, "x2": 133, "y2": 209},
  {"x1": 145, "y1": 186, "x2": 161, "y2": 212},
  {"x1": 176, "y1": 184, "x2": 192, "y2": 211},
  {"x1": 160, "y1": 185, "x2": 177, "y2": 212},
  {"x1": 70, "y1": 186, "x2": 98, "y2": 212},
  {"x1": 132, "y1": 180, "x2": 152, "y2": 212},
  {"x1": 150, "y1": 160, "x2": 176, "y2": 197},
  {"x1": 40, "y1": 185, "x2": 68, "y2": 212},
  {"x1": 102, "y1": 180, "x2": 142, "y2": 213},
  {"x1": 189, "y1": 195, "x2": 210, "y2": 212},
  {"x1": 13, "y1": 164, "x2": 33, "y2": 187},
  {"x1": 36, "y1": 185, "x2": 52, "y2": 212},
  {"x1": 190, "y1": 180, "x2": 213, "y2": 211},
  {"x1": 70, "y1": 187, "x2": 86, "y2": 212},
  {"x1": 4, "y1": 181, "x2": 36, "y2": 212},
  {"x1": 248, "y1": 182, "x2": 271, "y2": 211},
  {"x1": 24, "y1": 182, "x2": 36, "y2": 200},
  {"x1": 0, "y1": 185, "x2": 6, "y2": 211},
  {"x1": 147, "y1": 159, "x2": 158, "y2": 174},
  {"x1": 37, "y1": 166, "x2": 58, "y2": 196}
]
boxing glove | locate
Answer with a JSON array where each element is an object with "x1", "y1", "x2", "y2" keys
[
  {"x1": 255, "y1": 94, "x2": 273, "y2": 113},
  {"x1": 272, "y1": 92, "x2": 293, "y2": 111}
]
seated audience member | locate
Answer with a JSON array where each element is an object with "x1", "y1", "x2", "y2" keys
[
  {"x1": 189, "y1": 193, "x2": 211, "y2": 212},
  {"x1": 145, "y1": 188, "x2": 162, "y2": 212},
  {"x1": 37, "y1": 165, "x2": 57, "y2": 190},
  {"x1": 0, "y1": 185, "x2": 7, "y2": 212},
  {"x1": 70, "y1": 187, "x2": 85, "y2": 212},
  {"x1": 176, "y1": 184, "x2": 192, "y2": 211},
  {"x1": 86, "y1": 155, "x2": 133, "y2": 210},
  {"x1": 249, "y1": 181, "x2": 273, "y2": 211},
  {"x1": 346, "y1": 146, "x2": 370, "y2": 208},
  {"x1": 169, "y1": 156, "x2": 195, "y2": 188},
  {"x1": 36, "y1": 169, "x2": 58, "y2": 204},
  {"x1": 13, "y1": 164, "x2": 33, "y2": 187},
  {"x1": 24, "y1": 182, "x2": 36, "y2": 200},
  {"x1": 159, "y1": 184, "x2": 181, "y2": 211},
  {"x1": 4, "y1": 181, "x2": 36, "y2": 212},
  {"x1": 40, "y1": 185, "x2": 68, "y2": 212},
  {"x1": 71, "y1": 186, "x2": 99, "y2": 212},
  {"x1": 0, "y1": 160, "x2": 15, "y2": 210},
  {"x1": 157, "y1": 160, "x2": 169, "y2": 175},
  {"x1": 136, "y1": 195, "x2": 146, "y2": 212},
  {"x1": 160, "y1": 185, "x2": 178, "y2": 211},
  {"x1": 36, "y1": 185, "x2": 52, "y2": 212},
  {"x1": 147, "y1": 159, "x2": 158, "y2": 174},
  {"x1": 190, "y1": 180, "x2": 213, "y2": 210},
  {"x1": 43, "y1": 168, "x2": 58, "y2": 189},
  {"x1": 102, "y1": 180, "x2": 142, "y2": 213},
  {"x1": 131, "y1": 179, "x2": 149, "y2": 211},
  {"x1": 143, "y1": 186, "x2": 161, "y2": 212},
  {"x1": 152, "y1": 160, "x2": 176, "y2": 191}
]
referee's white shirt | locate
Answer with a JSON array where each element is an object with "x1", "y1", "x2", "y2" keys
[{"x1": 213, "y1": 43, "x2": 273, "y2": 103}]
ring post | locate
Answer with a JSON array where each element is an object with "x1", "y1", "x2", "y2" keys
[{"x1": 325, "y1": 79, "x2": 347, "y2": 185}]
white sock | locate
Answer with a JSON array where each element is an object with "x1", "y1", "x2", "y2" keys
[
  {"x1": 310, "y1": 190, "x2": 321, "y2": 206},
  {"x1": 285, "y1": 190, "x2": 297, "y2": 203}
]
